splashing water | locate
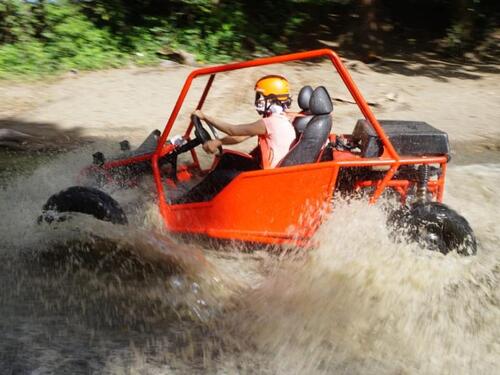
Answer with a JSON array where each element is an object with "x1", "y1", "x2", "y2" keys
[{"x1": 0, "y1": 148, "x2": 498, "y2": 374}]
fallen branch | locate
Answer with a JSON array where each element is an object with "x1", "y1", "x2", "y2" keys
[
  {"x1": 0, "y1": 128, "x2": 34, "y2": 143},
  {"x1": 332, "y1": 97, "x2": 380, "y2": 107}
]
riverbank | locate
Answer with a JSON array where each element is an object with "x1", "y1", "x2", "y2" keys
[{"x1": 1, "y1": 56, "x2": 499, "y2": 154}]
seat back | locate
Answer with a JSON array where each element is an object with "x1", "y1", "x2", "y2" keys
[
  {"x1": 280, "y1": 86, "x2": 333, "y2": 167},
  {"x1": 293, "y1": 85, "x2": 314, "y2": 134}
]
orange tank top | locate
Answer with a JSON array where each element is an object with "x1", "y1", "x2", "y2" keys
[{"x1": 258, "y1": 113, "x2": 296, "y2": 168}]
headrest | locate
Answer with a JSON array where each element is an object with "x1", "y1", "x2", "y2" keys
[
  {"x1": 309, "y1": 86, "x2": 333, "y2": 115},
  {"x1": 297, "y1": 85, "x2": 313, "y2": 111}
]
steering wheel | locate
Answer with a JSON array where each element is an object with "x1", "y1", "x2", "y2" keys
[
  {"x1": 159, "y1": 115, "x2": 223, "y2": 181},
  {"x1": 191, "y1": 114, "x2": 223, "y2": 154}
]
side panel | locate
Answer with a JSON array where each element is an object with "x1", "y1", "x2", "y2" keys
[{"x1": 164, "y1": 164, "x2": 340, "y2": 243}]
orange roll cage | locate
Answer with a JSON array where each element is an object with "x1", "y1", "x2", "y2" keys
[{"x1": 144, "y1": 49, "x2": 447, "y2": 245}]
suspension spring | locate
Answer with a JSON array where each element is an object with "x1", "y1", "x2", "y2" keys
[{"x1": 416, "y1": 164, "x2": 430, "y2": 203}]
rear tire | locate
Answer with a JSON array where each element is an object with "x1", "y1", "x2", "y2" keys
[
  {"x1": 388, "y1": 202, "x2": 477, "y2": 256},
  {"x1": 39, "y1": 186, "x2": 128, "y2": 225}
]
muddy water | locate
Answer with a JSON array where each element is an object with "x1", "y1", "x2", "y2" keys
[{"x1": 0, "y1": 146, "x2": 498, "y2": 374}]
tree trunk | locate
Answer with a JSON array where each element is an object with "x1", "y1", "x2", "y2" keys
[{"x1": 353, "y1": 0, "x2": 381, "y2": 62}]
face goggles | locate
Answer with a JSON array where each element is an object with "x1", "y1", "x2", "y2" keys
[{"x1": 254, "y1": 92, "x2": 292, "y2": 115}]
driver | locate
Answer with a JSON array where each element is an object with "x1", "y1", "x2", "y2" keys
[{"x1": 193, "y1": 75, "x2": 296, "y2": 168}]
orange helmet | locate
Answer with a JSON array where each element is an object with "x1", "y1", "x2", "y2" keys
[{"x1": 254, "y1": 75, "x2": 292, "y2": 114}]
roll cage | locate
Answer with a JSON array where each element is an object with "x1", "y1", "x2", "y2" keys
[
  {"x1": 152, "y1": 49, "x2": 446, "y2": 203},
  {"x1": 116, "y1": 49, "x2": 449, "y2": 244}
]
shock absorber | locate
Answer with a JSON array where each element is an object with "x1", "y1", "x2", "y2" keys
[{"x1": 416, "y1": 164, "x2": 429, "y2": 203}]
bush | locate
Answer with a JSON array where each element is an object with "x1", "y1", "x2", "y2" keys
[
  {"x1": 0, "y1": 0, "x2": 498, "y2": 79},
  {"x1": 0, "y1": 0, "x2": 254, "y2": 78},
  {"x1": 0, "y1": 1, "x2": 128, "y2": 78},
  {"x1": 0, "y1": 41, "x2": 53, "y2": 77}
]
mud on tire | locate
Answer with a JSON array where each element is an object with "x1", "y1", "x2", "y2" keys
[
  {"x1": 39, "y1": 186, "x2": 128, "y2": 225},
  {"x1": 388, "y1": 202, "x2": 477, "y2": 256}
]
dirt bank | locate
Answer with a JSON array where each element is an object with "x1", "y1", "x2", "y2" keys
[{"x1": 1, "y1": 56, "x2": 499, "y2": 154}]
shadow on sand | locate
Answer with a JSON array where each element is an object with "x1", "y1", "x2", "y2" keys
[{"x1": 0, "y1": 118, "x2": 92, "y2": 151}]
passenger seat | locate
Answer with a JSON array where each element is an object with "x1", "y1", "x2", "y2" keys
[{"x1": 280, "y1": 86, "x2": 333, "y2": 167}]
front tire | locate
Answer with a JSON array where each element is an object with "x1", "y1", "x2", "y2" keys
[{"x1": 39, "y1": 186, "x2": 128, "y2": 225}]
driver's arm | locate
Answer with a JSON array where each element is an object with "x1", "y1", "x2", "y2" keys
[
  {"x1": 193, "y1": 110, "x2": 266, "y2": 136},
  {"x1": 220, "y1": 135, "x2": 251, "y2": 145},
  {"x1": 203, "y1": 135, "x2": 250, "y2": 154}
]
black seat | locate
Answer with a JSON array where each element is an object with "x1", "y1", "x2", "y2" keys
[
  {"x1": 280, "y1": 86, "x2": 333, "y2": 167},
  {"x1": 293, "y1": 85, "x2": 314, "y2": 135}
]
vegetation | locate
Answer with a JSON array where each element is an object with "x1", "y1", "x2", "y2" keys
[{"x1": 0, "y1": 0, "x2": 498, "y2": 79}]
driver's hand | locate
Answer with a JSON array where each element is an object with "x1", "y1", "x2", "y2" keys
[
  {"x1": 193, "y1": 109, "x2": 206, "y2": 121},
  {"x1": 203, "y1": 139, "x2": 222, "y2": 154}
]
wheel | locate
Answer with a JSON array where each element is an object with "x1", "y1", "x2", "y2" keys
[
  {"x1": 192, "y1": 114, "x2": 223, "y2": 154},
  {"x1": 39, "y1": 186, "x2": 128, "y2": 225},
  {"x1": 387, "y1": 202, "x2": 477, "y2": 256}
]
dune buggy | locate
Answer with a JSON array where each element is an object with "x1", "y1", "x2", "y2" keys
[{"x1": 40, "y1": 49, "x2": 477, "y2": 256}]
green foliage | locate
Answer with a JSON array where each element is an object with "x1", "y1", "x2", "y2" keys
[
  {"x1": 0, "y1": 41, "x2": 53, "y2": 76},
  {"x1": 0, "y1": 0, "x2": 35, "y2": 44},
  {"x1": 172, "y1": 4, "x2": 246, "y2": 63},
  {"x1": 0, "y1": 0, "x2": 498, "y2": 79},
  {"x1": 0, "y1": 0, "x2": 127, "y2": 78}
]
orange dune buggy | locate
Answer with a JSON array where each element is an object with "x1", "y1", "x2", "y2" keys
[{"x1": 40, "y1": 49, "x2": 477, "y2": 255}]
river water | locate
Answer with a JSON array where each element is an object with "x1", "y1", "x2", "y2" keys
[{"x1": 0, "y1": 146, "x2": 498, "y2": 374}]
